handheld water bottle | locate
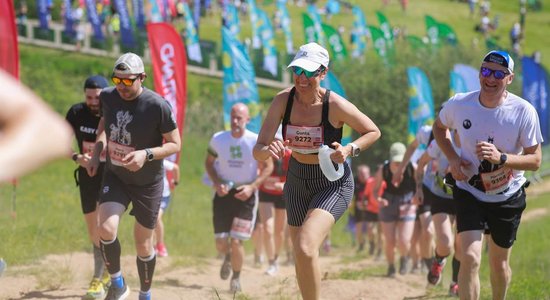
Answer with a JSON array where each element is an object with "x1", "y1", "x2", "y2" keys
[{"x1": 318, "y1": 145, "x2": 344, "y2": 181}]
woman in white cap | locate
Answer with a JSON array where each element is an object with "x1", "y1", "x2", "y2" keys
[{"x1": 253, "y1": 42, "x2": 380, "y2": 300}]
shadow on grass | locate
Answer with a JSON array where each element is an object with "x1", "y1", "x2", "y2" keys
[{"x1": 8, "y1": 289, "x2": 81, "y2": 300}]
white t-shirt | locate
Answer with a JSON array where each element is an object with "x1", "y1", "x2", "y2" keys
[
  {"x1": 208, "y1": 129, "x2": 259, "y2": 185},
  {"x1": 162, "y1": 160, "x2": 176, "y2": 197},
  {"x1": 439, "y1": 91, "x2": 543, "y2": 202},
  {"x1": 424, "y1": 139, "x2": 457, "y2": 199}
]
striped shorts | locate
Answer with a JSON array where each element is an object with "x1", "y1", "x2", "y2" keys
[{"x1": 283, "y1": 156, "x2": 354, "y2": 226}]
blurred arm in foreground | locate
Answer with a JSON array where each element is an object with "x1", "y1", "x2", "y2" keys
[{"x1": 0, "y1": 69, "x2": 72, "y2": 182}]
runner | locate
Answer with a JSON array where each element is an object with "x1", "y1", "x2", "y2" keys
[{"x1": 154, "y1": 159, "x2": 180, "y2": 257}]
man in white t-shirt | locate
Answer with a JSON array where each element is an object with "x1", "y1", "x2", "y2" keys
[
  {"x1": 204, "y1": 103, "x2": 273, "y2": 293},
  {"x1": 433, "y1": 50, "x2": 543, "y2": 300}
]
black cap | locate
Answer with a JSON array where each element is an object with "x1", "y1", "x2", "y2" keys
[{"x1": 84, "y1": 75, "x2": 109, "y2": 90}]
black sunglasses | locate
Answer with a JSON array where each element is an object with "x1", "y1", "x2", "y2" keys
[{"x1": 480, "y1": 67, "x2": 509, "y2": 80}]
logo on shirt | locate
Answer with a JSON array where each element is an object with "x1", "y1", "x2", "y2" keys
[
  {"x1": 110, "y1": 111, "x2": 133, "y2": 145},
  {"x1": 463, "y1": 119, "x2": 472, "y2": 129},
  {"x1": 230, "y1": 146, "x2": 242, "y2": 159}
]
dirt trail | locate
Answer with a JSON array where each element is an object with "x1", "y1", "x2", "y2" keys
[{"x1": 1, "y1": 249, "x2": 436, "y2": 300}]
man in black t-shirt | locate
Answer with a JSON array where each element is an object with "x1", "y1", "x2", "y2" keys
[
  {"x1": 66, "y1": 75, "x2": 111, "y2": 299},
  {"x1": 88, "y1": 53, "x2": 181, "y2": 300}
]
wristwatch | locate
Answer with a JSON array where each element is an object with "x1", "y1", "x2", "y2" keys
[
  {"x1": 349, "y1": 143, "x2": 360, "y2": 157},
  {"x1": 145, "y1": 148, "x2": 154, "y2": 161},
  {"x1": 500, "y1": 152, "x2": 507, "y2": 165}
]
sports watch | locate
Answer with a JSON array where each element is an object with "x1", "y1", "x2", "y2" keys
[
  {"x1": 349, "y1": 143, "x2": 360, "y2": 157},
  {"x1": 499, "y1": 152, "x2": 507, "y2": 165},
  {"x1": 145, "y1": 148, "x2": 154, "y2": 161}
]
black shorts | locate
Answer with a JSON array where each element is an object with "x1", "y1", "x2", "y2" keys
[
  {"x1": 455, "y1": 186, "x2": 526, "y2": 249},
  {"x1": 76, "y1": 164, "x2": 104, "y2": 214},
  {"x1": 259, "y1": 190, "x2": 286, "y2": 209},
  {"x1": 355, "y1": 209, "x2": 378, "y2": 222},
  {"x1": 213, "y1": 189, "x2": 257, "y2": 240},
  {"x1": 423, "y1": 184, "x2": 456, "y2": 216},
  {"x1": 99, "y1": 170, "x2": 163, "y2": 230}
]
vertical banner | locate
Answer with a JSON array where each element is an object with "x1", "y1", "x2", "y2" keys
[
  {"x1": 147, "y1": 22, "x2": 188, "y2": 163},
  {"x1": 407, "y1": 67, "x2": 435, "y2": 143},
  {"x1": 247, "y1": 0, "x2": 261, "y2": 49},
  {"x1": 134, "y1": 0, "x2": 146, "y2": 29},
  {"x1": 257, "y1": 8, "x2": 278, "y2": 76},
  {"x1": 302, "y1": 13, "x2": 316, "y2": 44},
  {"x1": 182, "y1": 2, "x2": 202, "y2": 63},
  {"x1": 376, "y1": 11, "x2": 393, "y2": 47},
  {"x1": 406, "y1": 35, "x2": 426, "y2": 50},
  {"x1": 367, "y1": 26, "x2": 387, "y2": 60},
  {"x1": 277, "y1": 1, "x2": 293, "y2": 54},
  {"x1": 321, "y1": 71, "x2": 351, "y2": 146},
  {"x1": 193, "y1": 0, "x2": 201, "y2": 32},
  {"x1": 222, "y1": 27, "x2": 261, "y2": 133},
  {"x1": 37, "y1": 0, "x2": 49, "y2": 29},
  {"x1": 438, "y1": 22, "x2": 457, "y2": 45},
  {"x1": 522, "y1": 56, "x2": 549, "y2": 144},
  {"x1": 0, "y1": 0, "x2": 20, "y2": 78},
  {"x1": 425, "y1": 15, "x2": 439, "y2": 46},
  {"x1": 450, "y1": 64, "x2": 480, "y2": 96},
  {"x1": 307, "y1": 4, "x2": 325, "y2": 47},
  {"x1": 223, "y1": 2, "x2": 240, "y2": 37},
  {"x1": 85, "y1": 0, "x2": 105, "y2": 41},
  {"x1": 321, "y1": 23, "x2": 347, "y2": 61},
  {"x1": 351, "y1": 5, "x2": 367, "y2": 58},
  {"x1": 114, "y1": 0, "x2": 136, "y2": 48},
  {"x1": 63, "y1": 0, "x2": 75, "y2": 38}
]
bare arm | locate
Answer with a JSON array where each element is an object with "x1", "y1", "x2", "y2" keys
[
  {"x1": 0, "y1": 70, "x2": 72, "y2": 182},
  {"x1": 392, "y1": 138, "x2": 420, "y2": 186},
  {"x1": 87, "y1": 117, "x2": 106, "y2": 176},
  {"x1": 477, "y1": 142, "x2": 541, "y2": 171},
  {"x1": 433, "y1": 117, "x2": 469, "y2": 181},
  {"x1": 205, "y1": 152, "x2": 229, "y2": 196},
  {"x1": 254, "y1": 91, "x2": 289, "y2": 162}
]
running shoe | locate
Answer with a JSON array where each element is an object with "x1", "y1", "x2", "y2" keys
[
  {"x1": 265, "y1": 263, "x2": 278, "y2": 276},
  {"x1": 84, "y1": 277, "x2": 105, "y2": 299},
  {"x1": 101, "y1": 271, "x2": 111, "y2": 291},
  {"x1": 386, "y1": 264, "x2": 396, "y2": 278},
  {"x1": 220, "y1": 258, "x2": 232, "y2": 280},
  {"x1": 399, "y1": 256, "x2": 410, "y2": 275},
  {"x1": 449, "y1": 281, "x2": 459, "y2": 297},
  {"x1": 156, "y1": 243, "x2": 168, "y2": 257},
  {"x1": 427, "y1": 258, "x2": 446, "y2": 285},
  {"x1": 230, "y1": 278, "x2": 242, "y2": 293},
  {"x1": 104, "y1": 280, "x2": 130, "y2": 300}
]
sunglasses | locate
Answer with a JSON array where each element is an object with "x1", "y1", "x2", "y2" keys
[
  {"x1": 480, "y1": 67, "x2": 510, "y2": 80},
  {"x1": 292, "y1": 66, "x2": 325, "y2": 78},
  {"x1": 111, "y1": 75, "x2": 140, "y2": 87}
]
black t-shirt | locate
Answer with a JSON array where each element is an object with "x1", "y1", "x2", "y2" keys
[
  {"x1": 100, "y1": 87, "x2": 177, "y2": 185},
  {"x1": 66, "y1": 102, "x2": 100, "y2": 155}
]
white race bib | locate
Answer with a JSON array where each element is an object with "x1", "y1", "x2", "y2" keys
[
  {"x1": 108, "y1": 140, "x2": 135, "y2": 166},
  {"x1": 285, "y1": 125, "x2": 323, "y2": 154},
  {"x1": 480, "y1": 167, "x2": 513, "y2": 195}
]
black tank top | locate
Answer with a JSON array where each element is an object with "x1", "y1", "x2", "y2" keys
[
  {"x1": 282, "y1": 87, "x2": 343, "y2": 150},
  {"x1": 382, "y1": 161, "x2": 416, "y2": 195}
]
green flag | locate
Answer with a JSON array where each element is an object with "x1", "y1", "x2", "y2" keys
[
  {"x1": 367, "y1": 26, "x2": 387, "y2": 59},
  {"x1": 375, "y1": 11, "x2": 394, "y2": 47},
  {"x1": 406, "y1": 35, "x2": 427, "y2": 50},
  {"x1": 321, "y1": 23, "x2": 348, "y2": 61},
  {"x1": 438, "y1": 22, "x2": 457, "y2": 45},
  {"x1": 425, "y1": 15, "x2": 439, "y2": 46},
  {"x1": 302, "y1": 13, "x2": 317, "y2": 44}
]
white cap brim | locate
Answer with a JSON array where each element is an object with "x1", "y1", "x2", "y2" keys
[{"x1": 287, "y1": 58, "x2": 322, "y2": 72}]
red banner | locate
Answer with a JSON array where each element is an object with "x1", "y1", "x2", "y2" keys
[
  {"x1": 146, "y1": 22, "x2": 187, "y2": 165},
  {"x1": 0, "y1": 0, "x2": 20, "y2": 78}
]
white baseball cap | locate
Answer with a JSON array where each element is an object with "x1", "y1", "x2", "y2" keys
[
  {"x1": 113, "y1": 52, "x2": 145, "y2": 74},
  {"x1": 287, "y1": 42, "x2": 330, "y2": 72}
]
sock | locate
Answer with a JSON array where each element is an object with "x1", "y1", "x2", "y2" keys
[
  {"x1": 225, "y1": 253, "x2": 231, "y2": 262},
  {"x1": 423, "y1": 257, "x2": 433, "y2": 269},
  {"x1": 111, "y1": 274, "x2": 124, "y2": 289},
  {"x1": 434, "y1": 251, "x2": 447, "y2": 263},
  {"x1": 139, "y1": 290, "x2": 151, "y2": 300},
  {"x1": 93, "y1": 244, "x2": 104, "y2": 278},
  {"x1": 100, "y1": 237, "x2": 121, "y2": 275},
  {"x1": 232, "y1": 271, "x2": 241, "y2": 279},
  {"x1": 452, "y1": 255, "x2": 460, "y2": 283},
  {"x1": 137, "y1": 253, "x2": 156, "y2": 292}
]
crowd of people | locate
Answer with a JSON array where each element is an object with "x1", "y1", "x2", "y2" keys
[{"x1": 0, "y1": 35, "x2": 543, "y2": 300}]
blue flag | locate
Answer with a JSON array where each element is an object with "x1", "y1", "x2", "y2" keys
[
  {"x1": 223, "y1": 3, "x2": 240, "y2": 38},
  {"x1": 321, "y1": 71, "x2": 351, "y2": 146},
  {"x1": 257, "y1": 8, "x2": 278, "y2": 76},
  {"x1": 522, "y1": 56, "x2": 549, "y2": 144},
  {"x1": 183, "y1": 2, "x2": 202, "y2": 63},
  {"x1": 222, "y1": 27, "x2": 261, "y2": 133},
  {"x1": 351, "y1": 6, "x2": 367, "y2": 57},
  {"x1": 449, "y1": 64, "x2": 480, "y2": 96},
  {"x1": 37, "y1": 0, "x2": 49, "y2": 29},
  {"x1": 407, "y1": 67, "x2": 435, "y2": 142},
  {"x1": 63, "y1": 0, "x2": 74, "y2": 38},
  {"x1": 85, "y1": 0, "x2": 104, "y2": 41},
  {"x1": 277, "y1": 1, "x2": 293, "y2": 54},
  {"x1": 113, "y1": 0, "x2": 136, "y2": 48}
]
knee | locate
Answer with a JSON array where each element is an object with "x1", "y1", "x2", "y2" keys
[
  {"x1": 461, "y1": 251, "x2": 482, "y2": 270},
  {"x1": 490, "y1": 259, "x2": 511, "y2": 277},
  {"x1": 294, "y1": 237, "x2": 317, "y2": 260},
  {"x1": 230, "y1": 238, "x2": 243, "y2": 249},
  {"x1": 99, "y1": 222, "x2": 117, "y2": 240}
]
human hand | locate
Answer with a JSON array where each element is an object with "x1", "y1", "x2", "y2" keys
[
  {"x1": 267, "y1": 139, "x2": 288, "y2": 160},
  {"x1": 476, "y1": 141, "x2": 500, "y2": 164},
  {"x1": 234, "y1": 185, "x2": 254, "y2": 201},
  {"x1": 86, "y1": 155, "x2": 99, "y2": 176},
  {"x1": 329, "y1": 142, "x2": 347, "y2": 163},
  {"x1": 449, "y1": 157, "x2": 470, "y2": 181},
  {"x1": 122, "y1": 150, "x2": 146, "y2": 172}
]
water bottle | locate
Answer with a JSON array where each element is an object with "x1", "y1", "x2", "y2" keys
[
  {"x1": 318, "y1": 145, "x2": 344, "y2": 181},
  {"x1": 225, "y1": 181, "x2": 235, "y2": 190}
]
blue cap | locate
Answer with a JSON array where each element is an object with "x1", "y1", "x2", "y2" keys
[
  {"x1": 483, "y1": 50, "x2": 514, "y2": 72},
  {"x1": 84, "y1": 75, "x2": 109, "y2": 90}
]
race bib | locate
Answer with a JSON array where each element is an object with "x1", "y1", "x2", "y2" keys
[
  {"x1": 107, "y1": 140, "x2": 135, "y2": 166},
  {"x1": 230, "y1": 217, "x2": 253, "y2": 240},
  {"x1": 83, "y1": 141, "x2": 106, "y2": 162},
  {"x1": 480, "y1": 167, "x2": 513, "y2": 195},
  {"x1": 262, "y1": 176, "x2": 283, "y2": 192},
  {"x1": 285, "y1": 125, "x2": 323, "y2": 154},
  {"x1": 399, "y1": 203, "x2": 417, "y2": 219}
]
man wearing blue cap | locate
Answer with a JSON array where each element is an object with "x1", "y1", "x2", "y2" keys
[
  {"x1": 66, "y1": 75, "x2": 111, "y2": 299},
  {"x1": 432, "y1": 50, "x2": 543, "y2": 299}
]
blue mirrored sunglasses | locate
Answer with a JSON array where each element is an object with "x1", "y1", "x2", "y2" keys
[
  {"x1": 480, "y1": 67, "x2": 509, "y2": 80},
  {"x1": 292, "y1": 66, "x2": 325, "y2": 78}
]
